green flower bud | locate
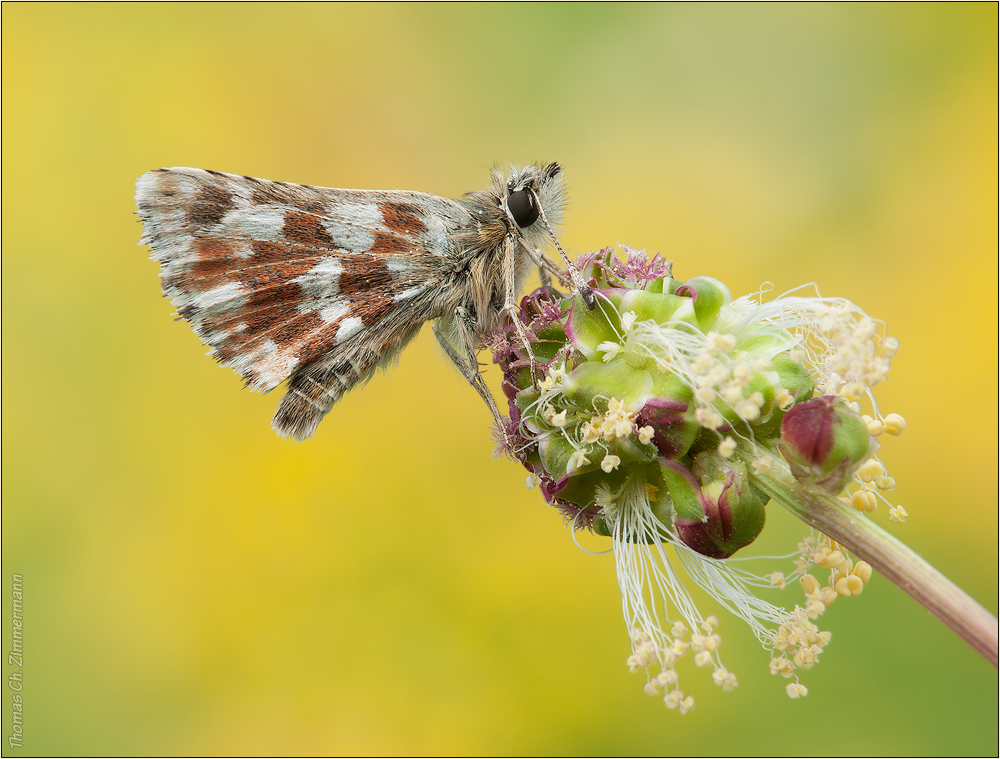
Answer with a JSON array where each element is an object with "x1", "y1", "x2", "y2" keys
[
  {"x1": 779, "y1": 395, "x2": 877, "y2": 494},
  {"x1": 664, "y1": 453, "x2": 767, "y2": 559},
  {"x1": 673, "y1": 276, "x2": 730, "y2": 332}
]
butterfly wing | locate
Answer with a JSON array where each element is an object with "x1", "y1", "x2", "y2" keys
[{"x1": 136, "y1": 167, "x2": 469, "y2": 438}]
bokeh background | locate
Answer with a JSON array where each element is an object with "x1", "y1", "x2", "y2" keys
[{"x1": 3, "y1": 4, "x2": 997, "y2": 755}]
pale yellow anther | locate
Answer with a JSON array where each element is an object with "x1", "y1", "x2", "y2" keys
[
  {"x1": 852, "y1": 561, "x2": 873, "y2": 585},
  {"x1": 805, "y1": 598, "x2": 826, "y2": 619},
  {"x1": 704, "y1": 615, "x2": 719, "y2": 630},
  {"x1": 568, "y1": 450, "x2": 591, "y2": 471},
  {"x1": 883, "y1": 413, "x2": 906, "y2": 435},
  {"x1": 712, "y1": 667, "x2": 738, "y2": 691},
  {"x1": 792, "y1": 647, "x2": 818, "y2": 668},
  {"x1": 525, "y1": 473, "x2": 541, "y2": 489},
  {"x1": 800, "y1": 574, "x2": 821, "y2": 595},
  {"x1": 858, "y1": 458, "x2": 885, "y2": 483},
  {"x1": 820, "y1": 587, "x2": 839, "y2": 607},
  {"x1": 620, "y1": 310, "x2": 638, "y2": 332},
  {"x1": 735, "y1": 399, "x2": 761, "y2": 421},
  {"x1": 753, "y1": 455, "x2": 774, "y2": 475},
  {"x1": 696, "y1": 407, "x2": 725, "y2": 430},
  {"x1": 655, "y1": 669, "x2": 678, "y2": 688},
  {"x1": 695, "y1": 386, "x2": 717, "y2": 404},
  {"x1": 769, "y1": 571, "x2": 787, "y2": 589},
  {"x1": 771, "y1": 631, "x2": 789, "y2": 651},
  {"x1": 866, "y1": 418, "x2": 885, "y2": 435},
  {"x1": 718, "y1": 436, "x2": 737, "y2": 458},
  {"x1": 874, "y1": 475, "x2": 896, "y2": 492},
  {"x1": 638, "y1": 425, "x2": 655, "y2": 445},
  {"x1": 815, "y1": 549, "x2": 846, "y2": 569},
  {"x1": 601, "y1": 454, "x2": 621, "y2": 473},
  {"x1": 832, "y1": 564, "x2": 849, "y2": 585},
  {"x1": 839, "y1": 382, "x2": 865, "y2": 401},
  {"x1": 670, "y1": 621, "x2": 687, "y2": 638},
  {"x1": 851, "y1": 489, "x2": 879, "y2": 513},
  {"x1": 692, "y1": 353, "x2": 715, "y2": 373},
  {"x1": 774, "y1": 389, "x2": 795, "y2": 410},
  {"x1": 889, "y1": 504, "x2": 908, "y2": 522},
  {"x1": 706, "y1": 332, "x2": 737, "y2": 353},
  {"x1": 663, "y1": 689, "x2": 684, "y2": 709},
  {"x1": 835, "y1": 575, "x2": 865, "y2": 597},
  {"x1": 882, "y1": 336, "x2": 900, "y2": 357},
  {"x1": 769, "y1": 657, "x2": 795, "y2": 678},
  {"x1": 732, "y1": 364, "x2": 753, "y2": 384},
  {"x1": 720, "y1": 385, "x2": 743, "y2": 405},
  {"x1": 694, "y1": 651, "x2": 713, "y2": 667},
  {"x1": 786, "y1": 682, "x2": 808, "y2": 699},
  {"x1": 549, "y1": 409, "x2": 568, "y2": 427},
  {"x1": 598, "y1": 341, "x2": 621, "y2": 362},
  {"x1": 628, "y1": 639, "x2": 658, "y2": 670},
  {"x1": 643, "y1": 680, "x2": 661, "y2": 696},
  {"x1": 679, "y1": 695, "x2": 695, "y2": 715}
]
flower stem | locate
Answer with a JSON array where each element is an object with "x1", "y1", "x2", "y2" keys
[{"x1": 740, "y1": 440, "x2": 999, "y2": 667}]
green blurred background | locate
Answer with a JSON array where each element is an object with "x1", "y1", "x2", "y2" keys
[{"x1": 2, "y1": 4, "x2": 997, "y2": 755}]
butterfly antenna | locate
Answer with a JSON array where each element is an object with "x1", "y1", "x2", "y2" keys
[{"x1": 531, "y1": 190, "x2": 596, "y2": 310}]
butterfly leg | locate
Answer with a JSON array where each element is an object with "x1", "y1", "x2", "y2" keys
[
  {"x1": 520, "y1": 240, "x2": 571, "y2": 291},
  {"x1": 501, "y1": 235, "x2": 542, "y2": 388},
  {"x1": 432, "y1": 310, "x2": 516, "y2": 450}
]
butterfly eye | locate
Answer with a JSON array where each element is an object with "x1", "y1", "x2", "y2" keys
[{"x1": 507, "y1": 189, "x2": 539, "y2": 228}]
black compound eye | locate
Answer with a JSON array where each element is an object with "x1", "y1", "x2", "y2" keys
[{"x1": 507, "y1": 189, "x2": 539, "y2": 228}]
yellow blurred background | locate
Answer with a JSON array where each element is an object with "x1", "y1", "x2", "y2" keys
[{"x1": 2, "y1": 4, "x2": 996, "y2": 755}]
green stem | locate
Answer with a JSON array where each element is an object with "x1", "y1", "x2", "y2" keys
[{"x1": 740, "y1": 441, "x2": 999, "y2": 667}]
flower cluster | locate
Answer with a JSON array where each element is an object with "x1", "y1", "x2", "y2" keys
[{"x1": 495, "y1": 246, "x2": 906, "y2": 711}]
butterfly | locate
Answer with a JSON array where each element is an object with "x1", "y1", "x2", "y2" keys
[{"x1": 135, "y1": 163, "x2": 594, "y2": 441}]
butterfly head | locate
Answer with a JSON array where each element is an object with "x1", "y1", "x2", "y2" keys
[{"x1": 499, "y1": 162, "x2": 567, "y2": 250}]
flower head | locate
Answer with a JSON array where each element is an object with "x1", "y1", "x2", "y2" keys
[{"x1": 493, "y1": 246, "x2": 907, "y2": 711}]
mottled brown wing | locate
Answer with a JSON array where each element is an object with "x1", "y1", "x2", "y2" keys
[{"x1": 135, "y1": 167, "x2": 469, "y2": 437}]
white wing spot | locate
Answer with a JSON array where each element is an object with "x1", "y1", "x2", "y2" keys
[
  {"x1": 322, "y1": 203, "x2": 380, "y2": 253},
  {"x1": 319, "y1": 301, "x2": 350, "y2": 324},
  {"x1": 293, "y1": 256, "x2": 342, "y2": 298},
  {"x1": 393, "y1": 285, "x2": 426, "y2": 301},
  {"x1": 193, "y1": 282, "x2": 247, "y2": 310},
  {"x1": 221, "y1": 206, "x2": 286, "y2": 241},
  {"x1": 336, "y1": 316, "x2": 363, "y2": 342},
  {"x1": 386, "y1": 256, "x2": 414, "y2": 273}
]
